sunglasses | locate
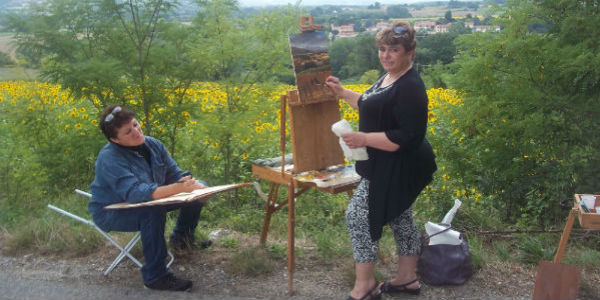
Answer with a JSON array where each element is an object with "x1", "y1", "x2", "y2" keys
[
  {"x1": 393, "y1": 26, "x2": 409, "y2": 35},
  {"x1": 104, "y1": 106, "x2": 122, "y2": 123}
]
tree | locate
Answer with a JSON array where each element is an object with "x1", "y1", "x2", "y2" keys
[
  {"x1": 367, "y1": 2, "x2": 381, "y2": 10},
  {"x1": 189, "y1": 0, "x2": 300, "y2": 184},
  {"x1": 386, "y1": 5, "x2": 411, "y2": 19},
  {"x1": 449, "y1": 22, "x2": 472, "y2": 35},
  {"x1": 416, "y1": 33, "x2": 457, "y2": 65},
  {"x1": 359, "y1": 69, "x2": 380, "y2": 84},
  {"x1": 6, "y1": 0, "x2": 185, "y2": 137},
  {"x1": 330, "y1": 34, "x2": 381, "y2": 80},
  {"x1": 444, "y1": 0, "x2": 600, "y2": 226},
  {"x1": 353, "y1": 20, "x2": 364, "y2": 32},
  {"x1": 0, "y1": 52, "x2": 14, "y2": 67},
  {"x1": 6, "y1": 0, "x2": 301, "y2": 185},
  {"x1": 445, "y1": 10, "x2": 454, "y2": 22}
]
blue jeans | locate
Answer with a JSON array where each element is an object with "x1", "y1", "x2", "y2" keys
[{"x1": 93, "y1": 194, "x2": 205, "y2": 284}]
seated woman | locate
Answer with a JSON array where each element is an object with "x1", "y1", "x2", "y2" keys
[{"x1": 89, "y1": 105, "x2": 209, "y2": 292}]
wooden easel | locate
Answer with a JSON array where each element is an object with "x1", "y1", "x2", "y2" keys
[
  {"x1": 251, "y1": 17, "x2": 359, "y2": 295},
  {"x1": 251, "y1": 90, "x2": 358, "y2": 295},
  {"x1": 532, "y1": 194, "x2": 600, "y2": 299}
]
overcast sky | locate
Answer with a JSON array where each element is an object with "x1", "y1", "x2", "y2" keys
[{"x1": 238, "y1": 0, "x2": 433, "y2": 7}]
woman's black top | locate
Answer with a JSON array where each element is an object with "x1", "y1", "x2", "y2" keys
[
  {"x1": 356, "y1": 67, "x2": 437, "y2": 241},
  {"x1": 117, "y1": 143, "x2": 152, "y2": 166}
]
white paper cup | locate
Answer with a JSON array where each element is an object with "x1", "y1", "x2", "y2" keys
[{"x1": 581, "y1": 195, "x2": 596, "y2": 210}]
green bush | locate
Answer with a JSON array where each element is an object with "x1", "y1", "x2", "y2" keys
[
  {"x1": 517, "y1": 235, "x2": 557, "y2": 264},
  {"x1": 0, "y1": 52, "x2": 14, "y2": 67},
  {"x1": 359, "y1": 69, "x2": 381, "y2": 84}
]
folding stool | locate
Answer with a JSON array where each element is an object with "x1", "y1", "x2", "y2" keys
[{"x1": 47, "y1": 189, "x2": 174, "y2": 275}]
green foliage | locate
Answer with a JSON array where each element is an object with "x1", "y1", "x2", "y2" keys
[
  {"x1": 330, "y1": 34, "x2": 381, "y2": 80},
  {"x1": 4, "y1": 0, "x2": 301, "y2": 187},
  {"x1": 225, "y1": 246, "x2": 275, "y2": 276},
  {"x1": 517, "y1": 235, "x2": 556, "y2": 264},
  {"x1": 267, "y1": 243, "x2": 287, "y2": 260},
  {"x1": 416, "y1": 33, "x2": 459, "y2": 66},
  {"x1": 0, "y1": 67, "x2": 38, "y2": 81},
  {"x1": 359, "y1": 69, "x2": 381, "y2": 84},
  {"x1": 492, "y1": 240, "x2": 513, "y2": 261},
  {"x1": 2, "y1": 215, "x2": 104, "y2": 256},
  {"x1": 220, "y1": 237, "x2": 240, "y2": 248},
  {"x1": 0, "y1": 86, "x2": 104, "y2": 226},
  {"x1": 386, "y1": 5, "x2": 411, "y2": 19},
  {"x1": 444, "y1": 0, "x2": 600, "y2": 226},
  {"x1": 465, "y1": 235, "x2": 484, "y2": 270},
  {"x1": 419, "y1": 61, "x2": 451, "y2": 89},
  {"x1": 313, "y1": 227, "x2": 352, "y2": 261},
  {"x1": 0, "y1": 52, "x2": 13, "y2": 67},
  {"x1": 563, "y1": 245, "x2": 600, "y2": 268}
]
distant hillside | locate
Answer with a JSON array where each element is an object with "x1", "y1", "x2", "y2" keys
[{"x1": 0, "y1": 0, "x2": 32, "y2": 11}]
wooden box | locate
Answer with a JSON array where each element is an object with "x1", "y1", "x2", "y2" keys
[{"x1": 574, "y1": 194, "x2": 600, "y2": 229}]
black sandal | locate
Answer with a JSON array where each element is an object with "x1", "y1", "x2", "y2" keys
[
  {"x1": 345, "y1": 282, "x2": 383, "y2": 300},
  {"x1": 382, "y1": 279, "x2": 421, "y2": 295}
]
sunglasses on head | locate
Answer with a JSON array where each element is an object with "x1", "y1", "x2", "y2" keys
[
  {"x1": 104, "y1": 106, "x2": 122, "y2": 123},
  {"x1": 393, "y1": 26, "x2": 409, "y2": 35}
]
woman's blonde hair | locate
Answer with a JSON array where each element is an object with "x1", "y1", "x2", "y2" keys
[{"x1": 375, "y1": 21, "x2": 417, "y2": 52}]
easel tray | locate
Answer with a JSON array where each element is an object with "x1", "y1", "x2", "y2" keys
[{"x1": 574, "y1": 194, "x2": 600, "y2": 229}]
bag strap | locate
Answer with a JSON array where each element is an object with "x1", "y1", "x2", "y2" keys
[{"x1": 424, "y1": 223, "x2": 452, "y2": 240}]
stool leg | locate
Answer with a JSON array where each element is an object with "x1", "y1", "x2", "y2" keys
[{"x1": 98, "y1": 230, "x2": 143, "y2": 275}]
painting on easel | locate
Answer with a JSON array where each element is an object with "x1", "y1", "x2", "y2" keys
[{"x1": 289, "y1": 30, "x2": 336, "y2": 104}]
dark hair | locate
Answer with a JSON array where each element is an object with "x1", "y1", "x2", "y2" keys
[
  {"x1": 99, "y1": 105, "x2": 137, "y2": 140},
  {"x1": 375, "y1": 21, "x2": 417, "y2": 53}
]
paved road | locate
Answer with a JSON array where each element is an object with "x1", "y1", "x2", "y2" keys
[{"x1": 0, "y1": 271, "x2": 266, "y2": 300}]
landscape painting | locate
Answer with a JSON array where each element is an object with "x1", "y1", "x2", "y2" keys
[{"x1": 289, "y1": 30, "x2": 336, "y2": 104}]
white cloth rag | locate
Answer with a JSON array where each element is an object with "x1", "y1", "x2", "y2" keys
[{"x1": 331, "y1": 119, "x2": 368, "y2": 161}]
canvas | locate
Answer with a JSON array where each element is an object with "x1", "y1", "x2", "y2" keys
[{"x1": 289, "y1": 30, "x2": 336, "y2": 105}]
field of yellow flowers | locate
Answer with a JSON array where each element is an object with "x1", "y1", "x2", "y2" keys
[
  {"x1": 0, "y1": 80, "x2": 483, "y2": 227},
  {"x1": 0, "y1": 81, "x2": 461, "y2": 139}
]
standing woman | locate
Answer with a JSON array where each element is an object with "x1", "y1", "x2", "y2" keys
[{"x1": 324, "y1": 21, "x2": 436, "y2": 300}]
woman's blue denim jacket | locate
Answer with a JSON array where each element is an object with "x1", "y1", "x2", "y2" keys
[{"x1": 89, "y1": 136, "x2": 187, "y2": 218}]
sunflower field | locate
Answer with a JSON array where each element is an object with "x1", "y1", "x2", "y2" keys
[{"x1": 0, "y1": 80, "x2": 470, "y2": 228}]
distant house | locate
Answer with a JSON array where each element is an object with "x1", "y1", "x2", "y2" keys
[
  {"x1": 473, "y1": 25, "x2": 501, "y2": 32},
  {"x1": 464, "y1": 22, "x2": 500, "y2": 32},
  {"x1": 414, "y1": 21, "x2": 436, "y2": 33},
  {"x1": 434, "y1": 23, "x2": 451, "y2": 33},
  {"x1": 331, "y1": 24, "x2": 357, "y2": 38},
  {"x1": 372, "y1": 21, "x2": 392, "y2": 32}
]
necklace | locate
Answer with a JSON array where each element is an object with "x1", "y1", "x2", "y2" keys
[{"x1": 382, "y1": 63, "x2": 413, "y2": 87}]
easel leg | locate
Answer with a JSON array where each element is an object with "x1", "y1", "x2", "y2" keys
[
  {"x1": 260, "y1": 183, "x2": 279, "y2": 245},
  {"x1": 553, "y1": 208, "x2": 577, "y2": 264},
  {"x1": 287, "y1": 180, "x2": 295, "y2": 295}
]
